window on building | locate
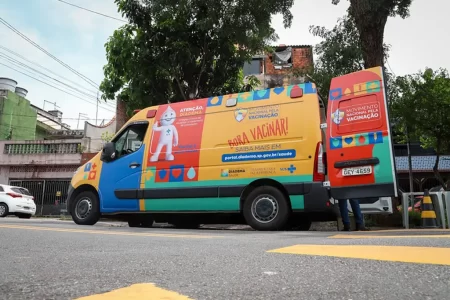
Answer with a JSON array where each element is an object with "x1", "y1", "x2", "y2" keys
[
  {"x1": 272, "y1": 47, "x2": 292, "y2": 69},
  {"x1": 243, "y1": 59, "x2": 262, "y2": 76}
]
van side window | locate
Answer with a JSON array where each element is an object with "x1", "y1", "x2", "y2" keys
[{"x1": 112, "y1": 123, "x2": 149, "y2": 159}]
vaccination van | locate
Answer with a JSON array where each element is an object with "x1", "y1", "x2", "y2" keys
[{"x1": 67, "y1": 66, "x2": 398, "y2": 231}]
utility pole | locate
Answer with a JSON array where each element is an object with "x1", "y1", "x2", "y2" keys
[
  {"x1": 77, "y1": 113, "x2": 88, "y2": 130},
  {"x1": 406, "y1": 126, "x2": 415, "y2": 211},
  {"x1": 95, "y1": 91, "x2": 99, "y2": 126},
  {"x1": 43, "y1": 100, "x2": 60, "y2": 111}
]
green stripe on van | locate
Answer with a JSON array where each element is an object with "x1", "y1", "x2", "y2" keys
[
  {"x1": 144, "y1": 197, "x2": 240, "y2": 211},
  {"x1": 290, "y1": 195, "x2": 305, "y2": 209},
  {"x1": 144, "y1": 196, "x2": 305, "y2": 211}
]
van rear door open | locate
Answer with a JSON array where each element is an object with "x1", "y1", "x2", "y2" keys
[{"x1": 326, "y1": 66, "x2": 398, "y2": 200}]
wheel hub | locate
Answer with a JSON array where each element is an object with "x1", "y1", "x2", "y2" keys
[
  {"x1": 0, "y1": 205, "x2": 5, "y2": 215},
  {"x1": 75, "y1": 198, "x2": 92, "y2": 220},
  {"x1": 251, "y1": 196, "x2": 279, "y2": 223}
]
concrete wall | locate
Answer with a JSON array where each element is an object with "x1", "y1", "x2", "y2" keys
[
  {"x1": 0, "y1": 165, "x2": 79, "y2": 183},
  {"x1": 0, "y1": 166, "x2": 9, "y2": 184},
  {"x1": 0, "y1": 139, "x2": 82, "y2": 166},
  {"x1": 83, "y1": 116, "x2": 116, "y2": 152},
  {"x1": 0, "y1": 91, "x2": 37, "y2": 140}
]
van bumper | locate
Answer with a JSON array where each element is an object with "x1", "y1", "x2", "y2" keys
[
  {"x1": 66, "y1": 184, "x2": 75, "y2": 214},
  {"x1": 302, "y1": 182, "x2": 337, "y2": 218}
]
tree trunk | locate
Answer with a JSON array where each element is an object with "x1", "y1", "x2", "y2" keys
[
  {"x1": 349, "y1": 0, "x2": 389, "y2": 68},
  {"x1": 433, "y1": 150, "x2": 448, "y2": 190}
]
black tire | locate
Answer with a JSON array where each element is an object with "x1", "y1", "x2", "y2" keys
[
  {"x1": 0, "y1": 203, "x2": 8, "y2": 218},
  {"x1": 128, "y1": 220, "x2": 141, "y2": 228},
  {"x1": 70, "y1": 191, "x2": 100, "y2": 225},
  {"x1": 17, "y1": 214, "x2": 32, "y2": 219},
  {"x1": 141, "y1": 218, "x2": 154, "y2": 228},
  {"x1": 243, "y1": 186, "x2": 291, "y2": 231}
]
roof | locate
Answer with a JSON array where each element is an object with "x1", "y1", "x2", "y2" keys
[
  {"x1": 395, "y1": 156, "x2": 450, "y2": 172},
  {"x1": 270, "y1": 44, "x2": 312, "y2": 48}
]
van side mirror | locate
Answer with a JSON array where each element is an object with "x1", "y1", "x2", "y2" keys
[{"x1": 100, "y1": 142, "x2": 116, "y2": 162}]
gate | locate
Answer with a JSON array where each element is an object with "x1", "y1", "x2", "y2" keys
[{"x1": 9, "y1": 179, "x2": 71, "y2": 216}]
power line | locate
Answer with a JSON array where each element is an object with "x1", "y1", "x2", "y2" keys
[
  {"x1": 55, "y1": 0, "x2": 128, "y2": 23},
  {"x1": 0, "y1": 62, "x2": 116, "y2": 113},
  {"x1": 0, "y1": 16, "x2": 99, "y2": 90},
  {"x1": 0, "y1": 52, "x2": 117, "y2": 110},
  {"x1": 0, "y1": 45, "x2": 99, "y2": 95},
  {"x1": 0, "y1": 59, "x2": 116, "y2": 112},
  {"x1": 0, "y1": 124, "x2": 113, "y2": 141},
  {"x1": 0, "y1": 54, "x2": 98, "y2": 101},
  {"x1": 0, "y1": 113, "x2": 115, "y2": 121}
]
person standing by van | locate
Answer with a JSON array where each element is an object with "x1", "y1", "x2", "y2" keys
[{"x1": 338, "y1": 199, "x2": 368, "y2": 231}]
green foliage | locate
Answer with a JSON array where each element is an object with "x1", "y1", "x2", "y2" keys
[
  {"x1": 100, "y1": 0, "x2": 292, "y2": 111},
  {"x1": 390, "y1": 68, "x2": 450, "y2": 189},
  {"x1": 305, "y1": 14, "x2": 391, "y2": 104},
  {"x1": 409, "y1": 210, "x2": 422, "y2": 227},
  {"x1": 331, "y1": 0, "x2": 413, "y2": 68},
  {"x1": 101, "y1": 131, "x2": 115, "y2": 143}
]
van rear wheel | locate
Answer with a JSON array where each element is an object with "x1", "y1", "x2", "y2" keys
[{"x1": 243, "y1": 186, "x2": 290, "y2": 231}]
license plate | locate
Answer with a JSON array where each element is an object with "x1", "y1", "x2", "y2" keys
[{"x1": 342, "y1": 166, "x2": 372, "y2": 176}]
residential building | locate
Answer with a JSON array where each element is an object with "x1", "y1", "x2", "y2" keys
[
  {"x1": 0, "y1": 77, "x2": 119, "y2": 215},
  {"x1": 243, "y1": 44, "x2": 314, "y2": 89},
  {"x1": 0, "y1": 78, "x2": 37, "y2": 140}
]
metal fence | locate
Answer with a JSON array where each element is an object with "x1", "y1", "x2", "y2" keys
[{"x1": 9, "y1": 179, "x2": 70, "y2": 216}]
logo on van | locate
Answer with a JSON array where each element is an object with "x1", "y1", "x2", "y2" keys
[
  {"x1": 331, "y1": 109, "x2": 344, "y2": 125},
  {"x1": 221, "y1": 168, "x2": 245, "y2": 177},
  {"x1": 280, "y1": 164, "x2": 296, "y2": 174},
  {"x1": 234, "y1": 109, "x2": 248, "y2": 122}
]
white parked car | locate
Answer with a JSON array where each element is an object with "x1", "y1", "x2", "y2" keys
[{"x1": 0, "y1": 184, "x2": 36, "y2": 218}]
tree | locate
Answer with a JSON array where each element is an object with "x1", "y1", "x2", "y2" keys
[
  {"x1": 100, "y1": 0, "x2": 295, "y2": 111},
  {"x1": 332, "y1": 0, "x2": 412, "y2": 68},
  {"x1": 390, "y1": 68, "x2": 450, "y2": 190},
  {"x1": 306, "y1": 14, "x2": 391, "y2": 104}
]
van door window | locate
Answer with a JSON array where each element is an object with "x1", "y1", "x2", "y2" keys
[{"x1": 112, "y1": 123, "x2": 149, "y2": 159}]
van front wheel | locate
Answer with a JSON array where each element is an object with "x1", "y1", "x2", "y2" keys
[
  {"x1": 71, "y1": 191, "x2": 100, "y2": 226},
  {"x1": 243, "y1": 186, "x2": 290, "y2": 231}
]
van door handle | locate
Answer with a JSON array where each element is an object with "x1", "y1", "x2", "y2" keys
[
  {"x1": 129, "y1": 162, "x2": 141, "y2": 169},
  {"x1": 334, "y1": 157, "x2": 380, "y2": 168}
]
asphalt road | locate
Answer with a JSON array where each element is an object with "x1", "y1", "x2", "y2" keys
[{"x1": 1, "y1": 218, "x2": 450, "y2": 300}]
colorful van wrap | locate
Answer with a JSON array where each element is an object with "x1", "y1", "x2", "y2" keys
[
  {"x1": 326, "y1": 67, "x2": 398, "y2": 199},
  {"x1": 70, "y1": 82, "x2": 330, "y2": 215}
]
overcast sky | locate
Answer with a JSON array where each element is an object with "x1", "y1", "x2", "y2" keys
[{"x1": 0, "y1": 0, "x2": 448, "y2": 129}]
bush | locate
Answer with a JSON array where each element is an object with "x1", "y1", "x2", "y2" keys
[{"x1": 409, "y1": 211, "x2": 422, "y2": 227}]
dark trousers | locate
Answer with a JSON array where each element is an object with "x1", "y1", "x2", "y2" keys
[{"x1": 338, "y1": 199, "x2": 363, "y2": 225}]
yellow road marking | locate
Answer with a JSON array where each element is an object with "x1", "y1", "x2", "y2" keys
[
  {"x1": 329, "y1": 234, "x2": 450, "y2": 239},
  {"x1": 268, "y1": 245, "x2": 450, "y2": 266},
  {"x1": 0, "y1": 224, "x2": 221, "y2": 239},
  {"x1": 354, "y1": 229, "x2": 450, "y2": 233},
  {"x1": 75, "y1": 283, "x2": 193, "y2": 300}
]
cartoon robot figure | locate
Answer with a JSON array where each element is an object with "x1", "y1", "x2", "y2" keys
[{"x1": 150, "y1": 106, "x2": 179, "y2": 162}]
